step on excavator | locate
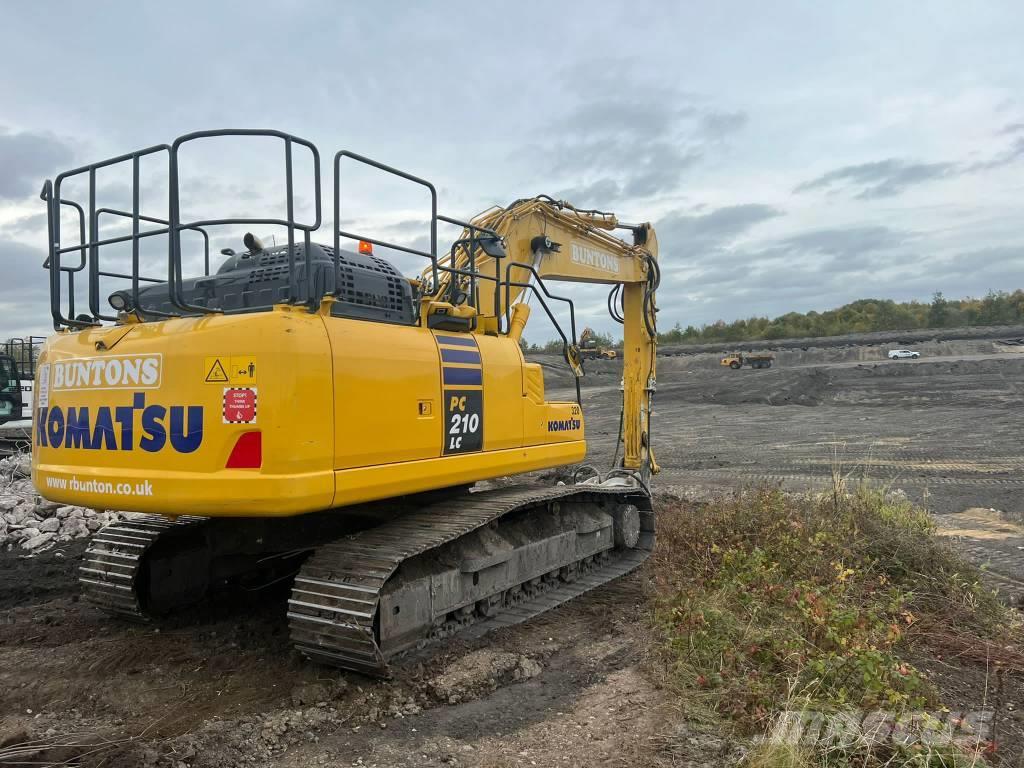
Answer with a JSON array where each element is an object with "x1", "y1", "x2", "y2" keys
[{"x1": 33, "y1": 130, "x2": 661, "y2": 675}]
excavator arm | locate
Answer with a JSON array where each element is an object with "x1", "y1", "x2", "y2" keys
[{"x1": 425, "y1": 197, "x2": 661, "y2": 479}]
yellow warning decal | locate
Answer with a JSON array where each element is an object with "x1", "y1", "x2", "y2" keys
[
  {"x1": 205, "y1": 356, "x2": 257, "y2": 384},
  {"x1": 229, "y1": 356, "x2": 258, "y2": 385},
  {"x1": 204, "y1": 357, "x2": 229, "y2": 383}
]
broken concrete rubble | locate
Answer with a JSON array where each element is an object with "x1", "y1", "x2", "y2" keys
[{"x1": 0, "y1": 454, "x2": 141, "y2": 554}]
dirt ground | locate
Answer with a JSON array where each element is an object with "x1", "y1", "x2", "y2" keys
[
  {"x1": 2, "y1": 340, "x2": 1023, "y2": 767},
  {"x1": 557, "y1": 347, "x2": 1024, "y2": 604}
]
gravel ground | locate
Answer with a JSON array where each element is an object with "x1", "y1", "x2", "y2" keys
[{"x1": 558, "y1": 350, "x2": 1024, "y2": 603}]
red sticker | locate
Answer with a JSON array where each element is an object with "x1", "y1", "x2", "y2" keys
[{"x1": 223, "y1": 387, "x2": 257, "y2": 424}]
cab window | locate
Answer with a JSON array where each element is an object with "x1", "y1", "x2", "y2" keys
[{"x1": 0, "y1": 359, "x2": 16, "y2": 392}]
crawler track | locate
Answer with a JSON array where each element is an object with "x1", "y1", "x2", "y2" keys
[
  {"x1": 77, "y1": 484, "x2": 653, "y2": 674},
  {"x1": 79, "y1": 515, "x2": 207, "y2": 619},
  {"x1": 287, "y1": 484, "x2": 653, "y2": 676}
]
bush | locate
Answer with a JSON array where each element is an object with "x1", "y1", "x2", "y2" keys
[{"x1": 649, "y1": 488, "x2": 1016, "y2": 765}]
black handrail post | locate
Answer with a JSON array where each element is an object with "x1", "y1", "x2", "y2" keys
[
  {"x1": 285, "y1": 137, "x2": 296, "y2": 304},
  {"x1": 41, "y1": 181, "x2": 61, "y2": 329},
  {"x1": 304, "y1": 230, "x2": 314, "y2": 308},
  {"x1": 332, "y1": 152, "x2": 341, "y2": 297},
  {"x1": 132, "y1": 156, "x2": 141, "y2": 313},
  {"x1": 88, "y1": 168, "x2": 98, "y2": 321},
  {"x1": 429, "y1": 182, "x2": 437, "y2": 289},
  {"x1": 167, "y1": 145, "x2": 184, "y2": 312},
  {"x1": 468, "y1": 231, "x2": 478, "y2": 313},
  {"x1": 494, "y1": 247, "x2": 502, "y2": 334},
  {"x1": 334, "y1": 150, "x2": 439, "y2": 293}
]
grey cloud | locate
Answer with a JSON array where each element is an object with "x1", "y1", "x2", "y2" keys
[
  {"x1": 942, "y1": 245, "x2": 1023, "y2": 277},
  {"x1": 3, "y1": 211, "x2": 48, "y2": 238},
  {"x1": 660, "y1": 222, "x2": 911, "y2": 321},
  {"x1": 622, "y1": 145, "x2": 704, "y2": 198},
  {"x1": 555, "y1": 178, "x2": 623, "y2": 205},
  {"x1": 795, "y1": 130, "x2": 1024, "y2": 200},
  {"x1": 778, "y1": 225, "x2": 909, "y2": 266},
  {"x1": 963, "y1": 135, "x2": 1024, "y2": 173},
  {"x1": 555, "y1": 101, "x2": 696, "y2": 138},
  {"x1": 793, "y1": 159, "x2": 954, "y2": 199},
  {"x1": 656, "y1": 203, "x2": 784, "y2": 260},
  {"x1": 553, "y1": 142, "x2": 704, "y2": 203},
  {"x1": 0, "y1": 240, "x2": 52, "y2": 339},
  {"x1": 699, "y1": 110, "x2": 748, "y2": 139},
  {"x1": 0, "y1": 127, "x2": 75, "y2": 201},
  {"x1": 379, "y1": 218, "x2": 430, "y2": 234},
  {"x1": 654, "y1": 223, "x2": 1023, "y2": 334},
  {"x1": 526, "y1": 80, "x2": 748, "y2": 203}
]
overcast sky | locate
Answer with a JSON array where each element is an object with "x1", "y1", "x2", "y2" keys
[{"x1": 2, "y1": 1, "x2": 1023, "y2": 342}]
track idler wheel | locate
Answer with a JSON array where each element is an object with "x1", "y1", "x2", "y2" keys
[{"x1": 612, "y1": 503, "x2": 641, "y2": 549}]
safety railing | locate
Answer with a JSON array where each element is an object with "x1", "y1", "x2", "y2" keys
[
  {"x1": 332, "y1": 151, "x2": 580, "y2": 360},
  {"x1": 41, "y1": 132, "x2": 580, "y2": 376},
  {"x1": 0, "y1": 337, "x2": 45, "y2": 380},
  {"x1": 41, "y1": 130, "x2": 321, "y2": 328}
]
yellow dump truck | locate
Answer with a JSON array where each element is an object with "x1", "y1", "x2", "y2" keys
[{"x1": 720, "y1": 352, "x2": 774, "y2": 370}]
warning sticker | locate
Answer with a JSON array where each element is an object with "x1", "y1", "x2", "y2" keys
[
  {"x1": 229, "y1": 356, "x2": 258, "y2": 385},
  {"x1": 205, "y1": 356, "x2": 258, "y2": 384},
  {"x1": 223, "y1": 387, "x2": 258, "y2": 424},
  {"x1": 204, "y1": 357, "x2": 229, "y2": 383},
  {"x1": 36, "y1": 363, "x2": 50, "y2": 409}
]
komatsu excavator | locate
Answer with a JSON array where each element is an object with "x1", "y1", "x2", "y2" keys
[{"x1": 33, "y1": 130, "x2": 660, "y2": 674}]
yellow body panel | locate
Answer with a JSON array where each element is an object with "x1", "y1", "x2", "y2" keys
[
  {"x1": 328, "y1": 318, "x2": 443, "y2": 468},
  {"x1": 32, "y1": 305, "x2": 584, "y2": 517}
]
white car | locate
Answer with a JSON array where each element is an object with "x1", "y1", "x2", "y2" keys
[{"x1": 887, "y1": 349, "x2": 920, "y2": 360}]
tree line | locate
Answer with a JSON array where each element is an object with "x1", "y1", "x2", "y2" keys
[{"x1": 521, "y1": 290, "x2": 1024, "y2": 351}]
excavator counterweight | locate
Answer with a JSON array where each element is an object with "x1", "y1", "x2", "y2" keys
[{"x1": 34, "y1": 131, "x2": 661, "y2": 674}]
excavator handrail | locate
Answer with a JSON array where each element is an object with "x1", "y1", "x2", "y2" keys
[
  {"x1": 169, "y1": 130, "x2": 322, "y2": 314},
  {"x1": 334, "y1": 149, "x2": 439, "y2": 298},
  {"x1": 436, "y1": 214, "x2": 505, "y2": 322},
  {"x1": 41, "y1": 135, "x2": 603, "y2": 394},
  {"x1": 42, "y1": 130, "x2": 323, "y2": 329},
  {"x1": 331, "y1": 150, "x2": 579, "y2": 352}
]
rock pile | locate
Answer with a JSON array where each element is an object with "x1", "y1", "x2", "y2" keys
[{"x1": 0, "y1": 454, "x2": 135, "y2": 553}]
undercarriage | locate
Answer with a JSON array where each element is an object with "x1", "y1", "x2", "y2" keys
[{"x1": 80, "y1": 483, "x2": 654, "y2": 675}]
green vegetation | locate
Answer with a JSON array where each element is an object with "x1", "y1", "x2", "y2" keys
[
  {"x1": 650, "y1": 487, "x2": 1021, "y2": 766},
  {"x1": 522, "y1": 291, "x2": 1024, "y2": 351},
  {"x1": 521, "y1": 329, "x2": 616, "y2": 354},
  {"x1": 658, "y1": 290, "x2": 1024, "y2": 345}
]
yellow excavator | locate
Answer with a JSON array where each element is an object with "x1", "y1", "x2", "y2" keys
[
  {"x1": 578, "y1": 327, "x2": 618, "y2": 360},
  {"x1": 33, "y1": 130, "x2": 660, "y2": 674}
]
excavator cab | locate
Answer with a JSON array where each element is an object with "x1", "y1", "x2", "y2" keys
[{"x1": 35, "y1": 130, "x2": 658, "y2": 673}]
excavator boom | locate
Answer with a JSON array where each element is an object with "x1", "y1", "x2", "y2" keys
[{"x1": 429, "y1": 197, "x2": 660, "y2": 475}]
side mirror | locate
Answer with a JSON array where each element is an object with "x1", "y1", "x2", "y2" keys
[{"x1": 479, "y1": 237, "x2": 507, "y2": 259}]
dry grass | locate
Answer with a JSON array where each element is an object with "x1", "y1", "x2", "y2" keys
[{"x1": 645, "y1": 486, "x2": 1021, "y2": 767}]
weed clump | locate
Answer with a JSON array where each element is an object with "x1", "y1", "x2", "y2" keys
[{"x1": 650, "y1": 488, "x2": 1017, "y2": 764}]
